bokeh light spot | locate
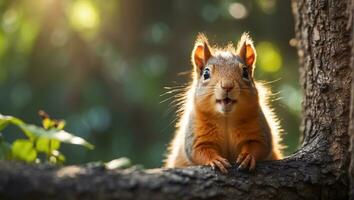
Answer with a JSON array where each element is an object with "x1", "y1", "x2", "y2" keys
[
  {"x1": 279, "y1": 84, "x2": 302, "y2": 113},
  {"x1": 201, "y1": 4, "x2": 219, "y2": 22},
  {"x1": 2, "y1": 9, "x2": 19, "y2": 33},
  {"x1": 17, "y1": 20, "x2": 39, "y2": 54},
  {"x1": 148, "y1": 23, "x2": 169, "y2": 44},
  {"x1": 50, "y1": 28, "x2": 68, "y2": 47},
  {"x1": 256, "y1": 41, "x2": 282, "y2": 73},
  {"x1": 228, "y1": 3, "x2": 248, "y2": 20},
  {"x1": 143, "y1": 54, "x2": 167, "y2": 77},
  {"x1": 257, "y1": 0, "x2": 277, "y2": 14},
  {"x1": 69, "y1": 0, "x2": 100, "y2": 31}
]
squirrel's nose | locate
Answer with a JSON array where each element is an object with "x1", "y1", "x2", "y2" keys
[{"x1": 221, "y1": 81, "x2": 234, "y2": 92}]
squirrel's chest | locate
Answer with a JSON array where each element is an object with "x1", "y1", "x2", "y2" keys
[{"x1": 215, "y1": 123, "x2": 244, "y2": 158}]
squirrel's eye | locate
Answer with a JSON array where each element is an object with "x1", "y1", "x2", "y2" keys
[
  {"x1": 203, "y1": 68, "x2": 211, "y2": 80},
  {"x1": 242, "y1": 67, "x2": 249, "y2": 80}
]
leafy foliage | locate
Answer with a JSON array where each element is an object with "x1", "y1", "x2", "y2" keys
[{"x1": 0, "y1": 112, "x2": 94, "y2": 164}]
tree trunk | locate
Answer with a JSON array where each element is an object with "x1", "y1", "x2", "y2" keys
[
  {"x1": 349, "y1": 0, "x2": 354, "y2": 199},
  {"x1": 0, "y1": 0, "x2": 353, "y2": 199},
  {"x1": 292, "y1": 0, "x2": 352, "y2": 176}
]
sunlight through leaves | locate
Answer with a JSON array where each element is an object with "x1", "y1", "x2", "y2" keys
[
  {"x1": 256, "y1": 41, "x2": 282, "y2": 73},
  {"x1": 69, "y1": 0, "x2": 100, "y2": 38}
]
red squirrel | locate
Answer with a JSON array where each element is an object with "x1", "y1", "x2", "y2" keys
[{"x1": 164, "y1": 33, "x2": 284, "y2": 173}]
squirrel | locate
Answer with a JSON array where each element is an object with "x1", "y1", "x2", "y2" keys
[{"x1": 164, "y1": 33, "x2": 284, "y2": 173}]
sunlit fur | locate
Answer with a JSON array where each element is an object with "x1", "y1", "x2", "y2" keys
[
  {"x1": 164, "y1": 33, "x2": 284, "y2": 168},
  {"x1": 255, "y1": 82, "x2": 284, "y2": 158}
]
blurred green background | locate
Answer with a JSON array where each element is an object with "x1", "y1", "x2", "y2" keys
[{"x1": 0, "y1": 0, "x2": 301, "y2": 168}]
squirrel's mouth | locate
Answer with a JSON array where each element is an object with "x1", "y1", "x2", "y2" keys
[{"x1": 216, "y1": 97, "x2": 237, "y2": 106}]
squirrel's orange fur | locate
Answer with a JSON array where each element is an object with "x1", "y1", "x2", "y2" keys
[{"x1": 164, "y1": 33, "x2": 284, "y2": 173}]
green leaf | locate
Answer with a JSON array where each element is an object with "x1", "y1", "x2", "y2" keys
[
  {"x1": 0, "y1": 135, "x2": 11, "y2": 160},
  {"x1": 0, "y1": 114, "x2": 24, "y2": 126},
  {"x1": 42, "y1": 118, "x2": 53, "y2": 129},
  {"x1": 56, "y1": 120, "x2": 66, "y2": 130},
  {"x1": 0, "y1": 114, "x2": 33, "y2": 138},
  {"x1": 49, "y1": 150, "x2": 66, "y2": 164},
  {"x1": 0, "y1": 121, "x2": 9, "y2": 132},
  {"x1": 0, "y1": 115, "x2": 14, "y2": 131},
  {"x1": 19, "y1": 124, "x2": 94, "y2": 149},
  {"x1": 57, "y1": 153, "x2": 66, "y2": 163},
  {"x1": 12, "y1": 139, "x2": 37, "y2": 162},
  {"x1": 42, "y1": 118, "x2": 66, "y2": 130},
  {"x1": 35, "y1": 138, "x2": 60, "y2": 154},
  {"x1": 0, "y1": 113, "x2": 93, "y2": 164}
]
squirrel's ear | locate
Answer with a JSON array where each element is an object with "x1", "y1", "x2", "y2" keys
[
  {"x1": 237, "y1": 33, "x2": 256, "y2": 74},
  {"x1": 192, "y1": 34, "x2": 212, "y2": 74}
]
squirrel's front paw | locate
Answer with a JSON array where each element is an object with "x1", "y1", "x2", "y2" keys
[
  {"x1": 236, "y1": 153, "x2": 256, "y2": 171},
  {"x1": 207, "y1": 156, "x2": 231, "y2": 174}
]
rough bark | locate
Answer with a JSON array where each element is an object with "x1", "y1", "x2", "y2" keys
[
  {"x1": 349, "y1": 0, "x2": 354, "y2": 198},
  {"x1": 0, "y1": 0, "x2": 353, "y2": 199},
  {"x1": 293, "y1": 0, "x2": 352, "y2": 174},
  {"x1": 0, "y1": 158, "x2": 347, "y2": 200}
]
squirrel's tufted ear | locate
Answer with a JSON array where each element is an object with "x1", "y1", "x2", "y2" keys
[
  {"x1": 192, "y1": 34, "x2": 212, "y2": 74},
  {"x1": 237, "y1": 33, "x2": 256, "y2": 75}
]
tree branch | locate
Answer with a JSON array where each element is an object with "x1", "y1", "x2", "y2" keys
[{"x1": 0, "y1": 147, "x2": 347, "y2": 200}]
